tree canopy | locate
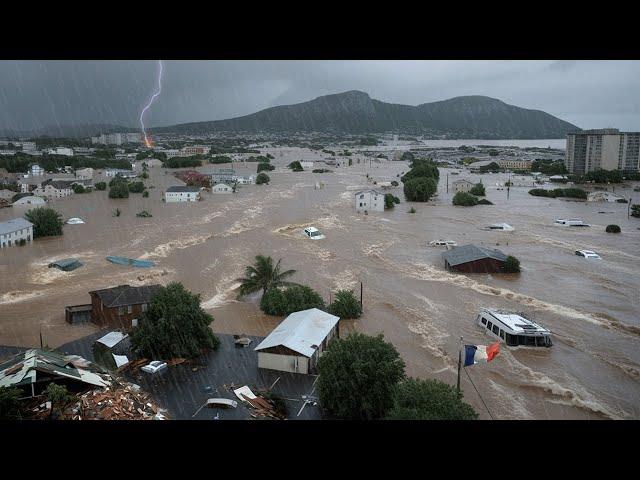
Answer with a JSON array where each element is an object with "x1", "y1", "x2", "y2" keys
[
  {"x1": 327, "y1": 289, "x2": 362, "y2": 319},
  {"x1": 404, "y1": 177, "x2": 438, "y2": 202},
  {"x1": 24, "y1": 207, "x2": 63, "y2": 237},
  {"x1": 386, "y1": 378, "x2": 478, "y2": 420},
  {"x1": 318, "y1": 333, "x2": 406, "y2": 420},
  {"x1": 256, "y1": 173, "x2": 270, "y2": 184},
  {"x1": 260, "y1": 285, "x2": 325, "y2": 316},
  {"x1": 236, "y1": 255, "x2": 297, "y2": 298},
  {"x1": 130, "y1": 282, "x2": 220, "y2": 359}
]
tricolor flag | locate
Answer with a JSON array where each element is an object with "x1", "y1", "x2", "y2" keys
[{"x1": 464, "y1": 342, "x2": 500, "y2": 367}]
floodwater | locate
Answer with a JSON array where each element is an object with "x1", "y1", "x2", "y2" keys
[{"x1": 1, "y1": 146, "x2": 639, "y2": 420}]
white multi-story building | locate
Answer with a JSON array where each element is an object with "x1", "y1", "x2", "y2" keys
[
  {"x1": 105, "y1": 169, "x2": 137, "y2": 178},
  {"x1": 165, "y1": 186, "x2": 201, "y2": 202},
  {"x1": 33, "y1": 179, "x2": 74, "y2": 200},
  {"x1": 47, "y1": 147, "x2": 74, "y2": 156},
  {"x1": 30, "y1": 164, "x2": 44, "y2": 176},
  {"x1": 0, "y1": 217, "x2": 33, "y2": 248},
  {"x1": 354, "y1": 189, "x2": 384, "y2": 213},
  {"x1": 232, "y1": 175, "x2": 255, "y2": 185},
  {"x1": 566, "y1": 129, "x2": 640, "y2": 174}
]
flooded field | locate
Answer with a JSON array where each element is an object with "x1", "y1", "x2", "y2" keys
[{"x1": 1, "y1": 147, "x2": 639, "y2": 420}]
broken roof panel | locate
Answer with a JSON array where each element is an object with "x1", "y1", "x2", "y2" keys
[{"x1": 96, "y1": 331, "x2": 129, "y2": 349}]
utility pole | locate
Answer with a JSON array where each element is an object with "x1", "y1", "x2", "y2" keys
[
  {"x1": 457, "y1": 337, "x2": 463, "y2": 393},
  {"x1": 629, "y1": 198, "x2": 632, "y2": 219},
  {"x1": 446, "y1": 173, "x2": 449, "y2": 193},
  {"x1": 360, "y1": 282, "x2": 363, "y2": 308},
  {"x1": 507, "y1": 172, "x2": 511, "y2": 200}
]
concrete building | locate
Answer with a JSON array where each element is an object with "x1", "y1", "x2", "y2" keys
[
  {"x1": 165, "y1": 185, "x2": 201, "y2": 202},
  {"x1": 0, "y1": 217, "x2": 33, "y2": 248},
  {"x1": 47, "y1": 147, "x2": 74, "y2": 156},
  {"x1": 180, "y1": 145, "x2": 210, "y2": 156},
  {"x1": 255, "y1": 308, "x2": 340, "y2": 375},
  {"x1": 498, "y1": 159, "x2": 532, "y2": 170},
  {"x1": 354, "y1": 189, "x2": 384, "y2": 213},
  {"x1": 212, "y1": 183, "x2": 233, "y2": 193},
  {"x1": 33, "y1": 179, "x2": 74, "y2": 200},
  {"x1": 299, "y1": 161, "x2": 314, "y2": 170},
  {"x1": 565, "y1": 129, "x2": 640, "y2": 174},
  {"x1": 452, "y1": 179, "x2": 475, "y2": 193},
  {"x1": 233, "y1": 175, "x2": 255, "y2": 185},
  {"x1": 30, "y1": 164, "x2": 44, "y2": 176},
  {"x1": 105, "y1": 169, "x2": 137, "y2": 178},
  {"x1": 210, "y1": 168, "x2": 236, "y2": 185},
  {"x1": 75, "y1": 167, "x2": 94, "y2": 179}
]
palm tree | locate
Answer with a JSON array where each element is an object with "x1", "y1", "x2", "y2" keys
[{"x1": 236, "y1": 255, "x2": 297, "y2": 298}]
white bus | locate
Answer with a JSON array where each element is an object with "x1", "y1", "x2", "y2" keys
[{"x1": 476, "y1": 309, "x2": 552, "y2": 347}]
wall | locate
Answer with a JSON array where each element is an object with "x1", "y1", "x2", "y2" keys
[
  {"x1": 89, "y1": 293, "x2": 147, "y2": 330},
  {"x1": 447, "y1": 258, "x2": 505, "y2": 274},
  {"x1": 258, "y1": 352, "x2": 309, "y2": 374}
]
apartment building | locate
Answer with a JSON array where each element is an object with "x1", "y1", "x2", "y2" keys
[
  {"x1": 180, "y1": 145, "x2": 210, "y2": 156},
  {"x1": 497, "y1": 159, "x2": 532, "y2": 170},
  {"x1": 0, "y1": 217, "x2": 33, "y2": 248},
  {"x1": 566, "y1": 129, "x2": 640, "y2": 174}
]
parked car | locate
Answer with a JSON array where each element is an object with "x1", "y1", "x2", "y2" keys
[
  {"x1": 303, "y1": 227, "x2": 325, "y2": 240},
  {"x1": 141, "y1": 361, "x2": 168, "y2": 374},
  {"x1": 575, "y1": 250, "x2": 601, "y2": 259}
]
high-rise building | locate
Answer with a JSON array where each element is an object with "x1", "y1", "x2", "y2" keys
[{"x1": 565, "y1": 129, "x2": 640, "y2": 174}]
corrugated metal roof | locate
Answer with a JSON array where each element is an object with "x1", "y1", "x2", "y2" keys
[
  {"x1": 89, "y1": 284, "x2": 161, "y2": 308},
  {"x1": 166, "y1": 186, "x2": 200, "y2": 193},
  {"x1": 255, "y1": 308, "x2": 340, "y2": 358},
  {"x1": 442, "y1": 244, "x2": 507, "y2": 267},
  {"x1": 0, "y1": 217, "x2": 33, "y2": 235}
]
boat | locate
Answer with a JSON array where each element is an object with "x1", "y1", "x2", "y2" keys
[
  {"x1": 106, "y1": 256, "x2": 155, "y2": 268},
  {"x1": 48, "y1": 258, "x2": 83, "y2": 271},
  {"x1": 555, "y1": 218, "x2": 590, "y2": 227},
  {"x1": 483, "y1": 223, "x2": 514, "y2": 231},
  {"x1": 476, "y1": 309, "x2": 552, "y2": 347},
  {"x1": 65, "y1": 217, "x2": 85, "y2": 225}
]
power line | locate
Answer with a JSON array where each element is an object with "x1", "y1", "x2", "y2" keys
[{"x1": 464, "y1": 367, "x2": 494, "y2": 420}]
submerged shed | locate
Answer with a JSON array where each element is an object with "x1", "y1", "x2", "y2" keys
[
  {"x1": 442, "y1": 244, "x2": 508, "y2": 273},
  {"x1": 48, "y1": 258, "x2": 83, "y2": 271}
]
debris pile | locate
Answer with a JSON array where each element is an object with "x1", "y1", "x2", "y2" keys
[{"x1": 230, "y1": 385, "x2": 286, "y2": 420}]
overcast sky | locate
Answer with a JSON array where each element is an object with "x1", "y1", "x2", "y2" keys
[{"x1": 1, "y1": 60, "x2": 639, "y2": 133}]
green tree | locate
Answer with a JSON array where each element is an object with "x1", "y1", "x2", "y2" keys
[
  {"x1": 256, "y1": 173, "x2": 270, "y2": 185},
  {"x1": 452, "y1": 191, "x2": 478, "y2": 206},
  {"x1": 391, "y1": 180, "x2": 399, "y2": 187},
  {"x1": 387, "y1": 378, "x2": 478, "y2": 420},
  {"x1": 142, "y1": 190, "x2": 149, "y2": 198},
  {"x1": 327, "y1": 289, "x2": 362, "y2": 319},
  {"x1": 24, "y1": 207, "x2": 63, "y2": 237},
  {"x1": 128, "y1": 181, "x2": 145, "y2": 193},
  {"x1": 401, "y1": 161, "x2": 439, "y2": 183},
  {"x1": 479, "y1": 162, "x2": 501, "y2": 173},
  {"x1": 403, "y1": 177, "x2": 438, "y2": 202},
  {"x1": 236, "y1": 255, "x2": 297, "y2": 298},
  {"x1": 95, "y1": 181, "x2": 106, "y2": 190},
  {"x1": 469, "y1": 183, "x2": 485, "y2": 196},
  {"x1": 0, "y1": 386, "x2": 23, "y2": 420},
  {"x1": 109, "y1": 182, "x2": 129, "y2": 198},
  {"x1": 44, "y1": 383, "x2": 71, "y2": 413},
  {"x1": 503, "y1": 255, "x2": 521, "y2": 273},
  {"x1": 72, "y1": 183, "x2": 87, "y2": 194},
  {"x1": 257, "y1": 162, "x2": 275, "y2": 173},
  {"x1": 605, "y1": 224, "x2": 621, "y2": 233},
  {"x1": 288, "y1": 161, "x2": 303, "y2": 172},
  {"x1": 260, "y1": 285, "x2": 325, "y2": 316},
  {"x1": 318, "y1": 333, "x2": 406, "y2": 420},
  {"x1": 384, "y1": 193, "x2": 400, "y2": 209},
  {"x1": 130, "y1": 282, "x2": 220, "y2": 359}
]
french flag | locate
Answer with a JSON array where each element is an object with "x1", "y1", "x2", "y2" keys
[{"x1": 464, "y1": 342, "x2": 500, "y2": 366}]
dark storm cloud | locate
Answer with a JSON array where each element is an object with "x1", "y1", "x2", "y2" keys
[{"x1": 0, "y1": 60, "x2": 639, "y2": 133}]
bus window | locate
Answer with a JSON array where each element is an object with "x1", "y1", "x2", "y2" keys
[
  {"x1": 525, "y1": 336, "x2": 536, "y2": 346},
  {"x1": 481, "y1": 317, "x2": 487, "y2": 325},
  {"x1": 492, "y1": 325, "x2": 499, "y2": 336},
  {"x1": 506, "y1": 333, "x2": 518, "y2": 346},
  {"x1": 487, "y1": 321, "x2": 493, "y2": 330},
  {"x1": 500, "y1": 330, "x2": 505, "y2": 340}
]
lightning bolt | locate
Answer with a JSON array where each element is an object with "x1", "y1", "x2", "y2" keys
[{"x1": 140, "y1": 60, "x2": 164, "y2": 148}]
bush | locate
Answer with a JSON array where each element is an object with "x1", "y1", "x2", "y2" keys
[
  {"x1": 288, "y1": 161, "x2": 304, "y2": 172},
  {"x1": 386, "y1": 378, "x2": 478, "y2": 420},
  {"x1": 616, "y1": 198, "x2": 628, "y2": 203},
  {"x1": 131, "y1": 282, "x2": 220, "y2": 359},
  {"x1": 24, "y1": 207, "x2": 63, "y2": 237},
  {"x1": 469, "y1": 183, "x2": 485, "y2": 196},
  {"x1": 503, "y1": 255, "x2": 521, "y2": 273},
  {"x1": 408, "y1": 207, "x2": 416, "y2": 213},
  {"x1": 0, "y1": 386, "x2": 23, "y2": 420},
  {"x1": 479, "y1": 161, "x2": 501, "y2": 173},
  {"x1": 260, "y1": 285, "x2": 325, "y2": 316},
  {"x1": 128, "y1": 181, "x2": 145, "y2": 193},
  {"x1": 403, "y1": 177, "x2": 438, "y2": 202},
  {"x1": 528, "y1": 188, "x2": 587, "y2": 200},
  {"x1": 318, "y1": 333, "x2": 406, "y2": 420},
  {"x1": 136, "y1": 210, "x2": 152, "y2": 217},
  {"x1": 72, "y1": 184, "x2": 86, "y2": 194},
  {"x1": 95, "y1": 181, "x2": 106, "y2": 190},
  {"x1": 142, "y1": 190, "x2": 149, "y2": 198},
  {"x1": 477, "y1": 198, "x2": 493, "y2": 205},
  {"x1": 606, "y1": 224, "x2": 621, "y2": 233},
  {"x1": 209, "y1": 155, "x2": 232, "y2": 164},
  {"x1": 257, "y1": 162, "x2": 275, "y2": 173},
  {"x1": 391, "y1": 180, "x2": 399, "y2": 187},
  {"x1": 453, "y1": 191, "x2": 478, "y2": 206},
  {"x1": 312, "y1": 169, "x2": 332, "y2": 173},
  {"x1": 256, "y1": 173, "x2": 270, "y2": 185},
  {"x1": 327, "y1": 290, "x2": 362, "y2": 319},
  {"x1": 109, "y1": 182, "x2": 129, "y2": 198},
  {"x1": 384, "y1": 193, "x2": 400, "y2": 209}
]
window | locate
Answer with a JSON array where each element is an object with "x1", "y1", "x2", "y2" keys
[
  {"x1": 492, "y1": 325, "x2": 499, "y2": 335},
  {"x1": 481, "y1": 317, "x2": 487, "y2": 325},
  {"x1": 486, "y1": 321, "x2": 493, "y2": 330},
  {"x1": 500, "y1": 329, "x2": 505, "y2": 340},
  {"x1": 118, "y1": 306, "x2": 125, "y2": 315},
  {"x1": 127, "y1": 305, "x2": 133, "y2": 314},
  {"x1": 505, "y1": 333, "x2": 518, "y2": 346}
]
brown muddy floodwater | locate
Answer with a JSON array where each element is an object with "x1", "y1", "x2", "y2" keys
[{"x1": 1, "y1": 147, "x2": 639, "y2": 420}]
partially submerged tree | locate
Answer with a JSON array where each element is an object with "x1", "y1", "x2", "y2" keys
[
  {"x1": 318, "y1": 333, "x2": 406, "y2": 420},
  {"x1": 469, "y1": 182, "x2": 485, "y2": 196},
  {"x1": 24, "y1": 207, "x2": 63, "y2": 237},
  {"x1": 260, "y1": 285, "x2": 325, "y2": 316},
  {"x1": 403, "y1": 177, "x2": 438, "y2": 202},
  {"x1": 236, "y1": 255, "x2": 297, "y2": 298},
  {"x1": 327, "y1": 289, "x2": 362, "y2": 319},
  {"x1": 130, "y1": 282, "x2": 220, "y2": 359},
  {"x1": 503, "y1": 255, "x2": 521, "y2": 273},
  {"x1": 288, "y1": 160, "x2": 304, "y2": 172},
  {"x1": 256, "y1": 173, "x2": 270, "y2": 185},
  {"x1": 386, "y1": 378, "x2": 478, "y2": 420},
  {"x1": 108, "y1": 182, "x2": 129, "y2": 198},
  {"x1": 452, "y1": 191, "x2": 478, "y2": 206}
]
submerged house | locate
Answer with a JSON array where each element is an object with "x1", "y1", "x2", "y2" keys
[
  {"x1": 165, "y1": 185, "x2": 201, "y2": 202},
  {"x1": 442, "y1": 244, "x2": 508, "y2": 273},
  {"x1": 212, "y1": 183, "x2": 233, "y2": 194},
  {"x1": 452, "y1": 179, "x2": 474, "y2": 193},
  {"x1": 0, "y1": 349, "x2": 109, "y2": 398},
  {"x1": 255, "y1": 308, "x2": 340, "y2": 375},
  {"x1": 354, "y1": 189, "x2": 384, "y2": 213},
  {"x1": 0, "y1": 217, "x2": 33, "y2": 248},
  {"x1": 88, "y1": 284, "x2": 162, "y2": 330}
]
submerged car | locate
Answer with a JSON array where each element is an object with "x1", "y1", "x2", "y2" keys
[
  {"x1": 141, "y1": 361, "x2": 168, "y2": 374},
  {"x1": 484, "y1": 223, "x2": 514, "y2": 231},
  {"x1": 65, "y1": 217, "x2": 85, "y2": 225},
  {"x1": 575, "y1": 250, "x2": 601, "y2": 259},
  {"x1": 556, "y1": 218, "x2": 590, "y2": 227},
  {"x1": 303, "y1": 227, "x2": 325, "y2": 240},
  {"x1": 429, "y1": 239, "x2": 457, "y2": 248}
]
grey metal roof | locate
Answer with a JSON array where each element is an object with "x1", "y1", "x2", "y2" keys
[
  {"x1": 89, "y1": 284, "x2": 162, "y2": 308},
  {"x1": 166, "y1": 186, "x2": 200, "y2": 193},
  {"x1": 442, "y1": 244, "x2": 507, "y2": 267},
  {"x1": 0, "y1": 217, "x2": 33, "y2": 235},
  {"x1": 255, "y1": 308, "x2": 340, "y2": 358}
]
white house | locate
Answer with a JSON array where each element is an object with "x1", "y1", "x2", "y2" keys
[
  {"x1": 212, "y1": 183, "x2": 233, "y2": 194},
  {"x1": 452, "y1": 179, "x2": 475, "y2": 193},
  {"x1": 0, "y1": 217, "x2": 34, "y2": 248},
  {"x1": 165, "y1": 185, "x2": 201, "y2": 202},
  {"x1": 47, "y1": 147, "x2": 74, "y2": 156},
  {"x1": 105, "y1": 169, "x2": 137, "y2": 178},
  {"x1": 33, "y1": 179, "x2": 77, "y2": 200},
  {"x1": 300, "y1": 161, "x2": 314, "y2": 170},
  {"x1": 30, "y1": 164, "x2": 44, "y2": 176},
  {"x1": 232, "y1": 175, "x2": 255, "y2": 185},
  {"x1": 354, "y1": 189, "x2": 384, "y2": 213},
  {"x1": 75, "y1": 167, "x2": 94, "y2": 179},
  {"x1": 255, "y1": 308, "x2": 340, "y2": 375}
]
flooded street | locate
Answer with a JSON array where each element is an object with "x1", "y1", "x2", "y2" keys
[{"x1": 1, "y1": 147, "x2": 639, "y2": 420}]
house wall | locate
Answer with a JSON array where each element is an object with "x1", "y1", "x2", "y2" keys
[
  {"x1": 446, "y1": 258, "x2": 505, "y2": 274},
  {"x1": 165, "y1": 191, "x2": 200, "y2": 202},
  {"x1": 453, "y1": 181, "x2": 473, "y2": 193},
  {"x1": 258, "y1": 352, "x2": 309, "y2": 374},
  {"x1": 355, "y1": 192, "x2": 384, "y2": 213},
  {"x1": 0, "y1": 225, "x2": 32, "y2": 248},
  {"x1": 89, "y1": 293, "x2": 148, "y2": 330}
]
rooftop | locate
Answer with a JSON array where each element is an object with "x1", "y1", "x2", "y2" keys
[
  {"x1": 166, "y1": 186, "x2": 201, "y2": 193},
  {"x1": 0, "y1": 217, "x2": 33, "y2": 235},
  {"x1": 255, "y1": 308, "x2": 340, "y2": 358},
  {"x1": 88, "y1": 284, "x2": 162, "y2": 308},
  {"x1": 354, "y1": 189, "x2": 382, "y2": 196},
  {"x1": 482, "y1": 309, "x2": 551, "y2": 334},
  {"x1": 442, "y1": 244, "x2": 507, "y2": 267}
]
